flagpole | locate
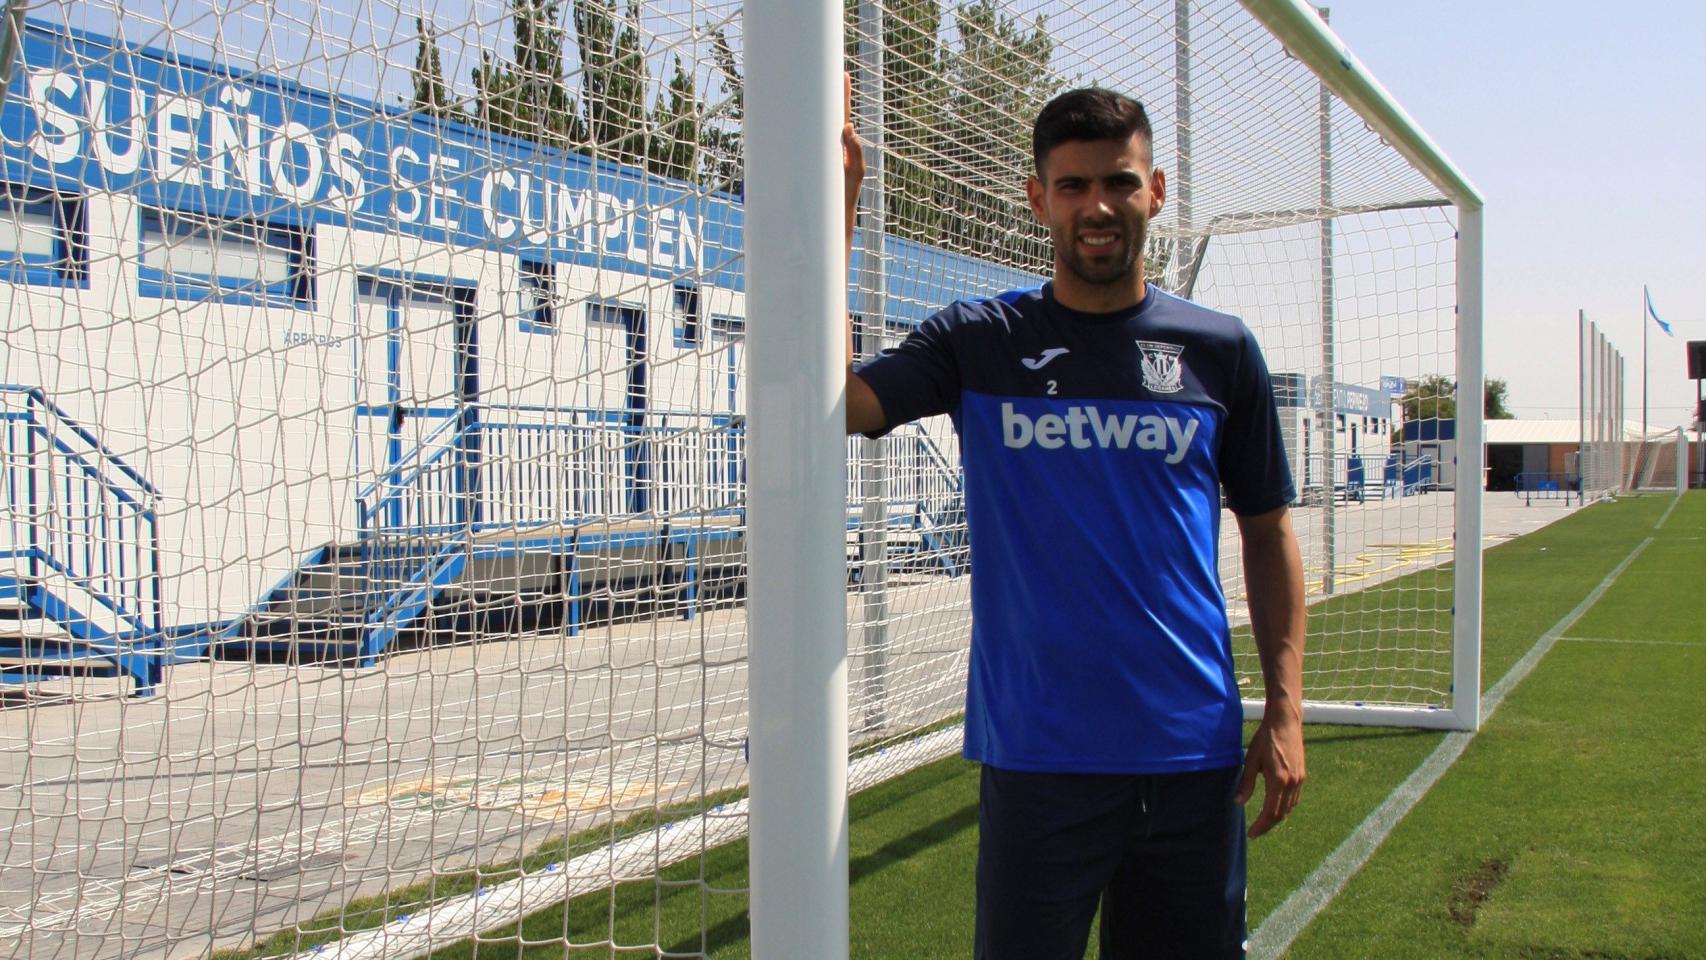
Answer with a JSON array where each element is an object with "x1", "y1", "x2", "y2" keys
[{"x1": 1642, "y1": 286, "x2": 1648, "y2": 435}]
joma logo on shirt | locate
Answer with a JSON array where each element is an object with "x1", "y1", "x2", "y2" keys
[{"x1": 1000, "y1": 403, "x2": 1200, "y2": 463}]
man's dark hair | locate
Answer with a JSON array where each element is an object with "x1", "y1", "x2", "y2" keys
[{"x1": 1031, "y1": 87, "x2": 1152, "y2": 175}]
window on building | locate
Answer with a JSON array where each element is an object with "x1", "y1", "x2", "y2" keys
[
  {"x1": 1271, "y1": 372, "x2": 1307, "y2": 408},
  {"x1": 519, "y1": 259, "x2": 557, "y2": 333},
  {"x1": 0, "y1": 184, "x2": 87, "y2": 287},
  {"x1": 709, "y1": 314, "x2": 744, "y2": 339},
  {"x1": 673, "y1": 282, "x2": 701, "y2": 347},
  {"x1": 138, "y1": 207, "x2": 313, "y2": 306}
]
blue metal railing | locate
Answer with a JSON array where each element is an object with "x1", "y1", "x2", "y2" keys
[
  {"x1": 0, "y1": 386, "x2": 163, "y2": 640},
  {"x1": 904, "y1": 422, "x2": 962, "y2": 496},
  {"x1": 352, "y1": 405, "x2": 973, "y2": 581}
]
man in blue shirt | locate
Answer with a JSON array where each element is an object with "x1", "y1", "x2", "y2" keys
[{"x1": 840, "y1": 85, "x2": 1306, "y2": 959}]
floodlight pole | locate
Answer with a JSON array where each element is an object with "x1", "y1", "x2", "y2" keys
[
  {"x1": 744, "y1": 2, "x2": 850, "y2": 958},
  {"x1": 1315, "y1": 5, "x2": 1336, "y2": 597},
  {"x1": 1578, "y1": 310, "x2": 1586, "y2": 490}
]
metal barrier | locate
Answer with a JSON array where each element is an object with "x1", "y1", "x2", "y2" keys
[{"x1": 1513, "y1": 471, "x2": 1581, "y2": 505}]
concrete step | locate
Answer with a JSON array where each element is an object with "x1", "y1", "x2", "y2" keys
[{"x1": 0, "y1": 629, "x2": 113, "y2": 669}]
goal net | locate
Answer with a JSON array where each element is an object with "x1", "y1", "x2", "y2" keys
[
  {"x1": 1626, "y1": 427, "x2": 1687, "y2": 492},
  {"x1": 0, "y1": 1, "x2": 1478, "y2": 957}
]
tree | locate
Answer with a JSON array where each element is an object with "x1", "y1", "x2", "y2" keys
[
  {"x1": 698, "y1": 23, "x2": 744, "y2": 193},
  {"x1": 1484, "y1": 377, "x2": 1514, "y2": 420},
  {"x1": 1147, "y1": 236, "x2": 1176, "y2": 291},
  {"x1": 470, "y1": 0, "x2": 582, "y2": 147},
  {"x1": 936, "y1": 1, "x2": 1058, "y2": 264},
  {"x1": 575, "y1": 0, "x2": 652, "y2": 167},
  {"x1": 878, "y1": 0, "x2": 948, "y2": 245},
  {"x1": 649, "y1": 54, "x2": 701, "y2": 182},
  {"x1": 1400, "y1": 375, "x2": 1457, "y2": 423},
  {"x1": 410, "y1": 17, "x2": 463, "y2": 124}
]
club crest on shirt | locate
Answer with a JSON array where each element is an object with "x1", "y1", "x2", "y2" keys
[{"x1": 1136, "y1": 340, "x2": 1186, "y2": 394}]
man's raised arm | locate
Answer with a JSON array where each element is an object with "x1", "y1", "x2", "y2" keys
[{"x1": 842, "y1": 73, "x2": 887, "y2": 436}]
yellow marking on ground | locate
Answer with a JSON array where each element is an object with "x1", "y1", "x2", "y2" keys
[{"x1": 353, "y1": 773, "x2": 686, "y2": 819}]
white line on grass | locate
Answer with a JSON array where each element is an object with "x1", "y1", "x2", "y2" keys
[
  {"x1": 1248, "y1": 537, "x2": 1655, "y2": 960},
  {"x1": 1562, "y1": 636, "x2": 1702, "y2": 647},
  {"x1": 1655, "y1": 491, "x2": 1683, "y2": 530}
]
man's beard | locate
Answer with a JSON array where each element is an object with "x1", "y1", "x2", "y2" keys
[{"x1": 1058, "y1": 218, "x2": 1146, "y2": 289}]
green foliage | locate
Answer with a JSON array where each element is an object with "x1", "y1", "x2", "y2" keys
[
  {"x1": 698, "y1": 24, "x2": 744, "y2": 193},
  {"x1": 408, "y1": 2, "x2": 747, "y2": 190},
  {"x1": 877, "y1": 0, "x2": 949, "y2": 245},
  {"x1": 1399, "y1": 376, "x2": 1517, "y2": 424},
  {"x1": 1401, "y1": 374, "x2": 1458, "y2": 423},
  {"x1": 410, "y1": 17, "x2": 463, "y2": 124},
  {"x1": 411, "y1": 0, "x2": 1064, "y2": 222},
  {"x1": 648, "y1": 55, "x2": 701, "y2": 182},
  {"x1": 1147, "y1": 235, "x2": 1177, "y2": 290},
  {"x1": 844, "y1": 0, "x2": 1058, "y2": 269},
  {"x1": 574, "y1": 0, "x2": 650, "y2": 167},
  {"x1": 1484, "y1": 377, "x2": 1514, "y2": 420},
  {"x1": 935, "y1": 1, "x2": 1057, "y2": 266},
  {"x1": 472, "y1": 0, "x2": 584, "y2": 148}
]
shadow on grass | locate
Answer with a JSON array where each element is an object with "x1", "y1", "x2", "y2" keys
[
  {"x1": 1301, "y1": 728, "x2": 1443, "y2": 747},
  {"x1": 659, "y1": 794, "x2": 981, "y2": 956}
]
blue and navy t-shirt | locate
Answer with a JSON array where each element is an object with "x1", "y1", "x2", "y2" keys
[{"x1": 854, "y1": 282, "x2": 1294, "y2": 774}]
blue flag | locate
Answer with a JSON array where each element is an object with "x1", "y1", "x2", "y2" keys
[{"x1": 1646, "y1": 286, "x2": 1674, "y2": 336}]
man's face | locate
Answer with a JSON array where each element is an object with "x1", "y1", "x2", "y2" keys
[{"x1": 1026, "y1": 134, "x2": 1165, "y2": 292}]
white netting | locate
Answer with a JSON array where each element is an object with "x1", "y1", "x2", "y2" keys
[
  {"x1": 0, "y1": 1, "x2": 1467, "y2": 956},
  {"x1": 1625, "y1": 428, "x2": 1686, "y2": 492}
]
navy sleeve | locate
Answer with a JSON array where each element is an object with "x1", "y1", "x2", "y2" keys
[
  {"x1": 1219, "y1": 325, "x2": 1296, "y2": 515},
  {"x1": 850, "y1": 307, "x2": 961, "y2": 438}
]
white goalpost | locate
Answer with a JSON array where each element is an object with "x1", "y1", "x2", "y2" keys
[{"x1": 0, "y1": 1, "x2": 1481, "y2": 957}]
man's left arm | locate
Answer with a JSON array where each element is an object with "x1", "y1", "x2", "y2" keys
[{"x1": 1233, "y1": 504, "x2": 1307, "y2": 838}]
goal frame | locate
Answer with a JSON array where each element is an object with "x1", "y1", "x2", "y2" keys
[{"x1": 1237, "y1": 0, "x2": 1485, "y2": 734}]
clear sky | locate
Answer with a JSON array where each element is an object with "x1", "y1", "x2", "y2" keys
[{"x1": 1327, "y1": 1, "x2": 1706, "y2": 432}]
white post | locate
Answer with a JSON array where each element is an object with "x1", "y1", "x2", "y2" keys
[
  {"x1": 1451, "y1": 203, "x2": 1484, "y2": 732},
  {"x1": 1316, "y1": 5, "x2": 1337, "y2": 596},
  {"x1": 1601, "y1": 331, "x2": 1610, "y2": 494},
  {"x1": 743, "y1": 2, "x2": 850, "y2": 958},
  {"x1": 1583, "y1": 329, "x2": 1596, "y2": 501},
  {"x1": 1678, "y1": 427, "x2": 1688, "y2": 493},
  {"x1": 1601, "y1": 334, "x2": 1611, "y2": 495},
  {"x1": 1587, "y1": 325, "x2": 1599, "y2": 495},
  {"x1": 1578, "y1": 311, "x2": 1586, "y2": 494},
  {"x1": 1617, "y1": 353, "x2": 1626, "y2": 489}
]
